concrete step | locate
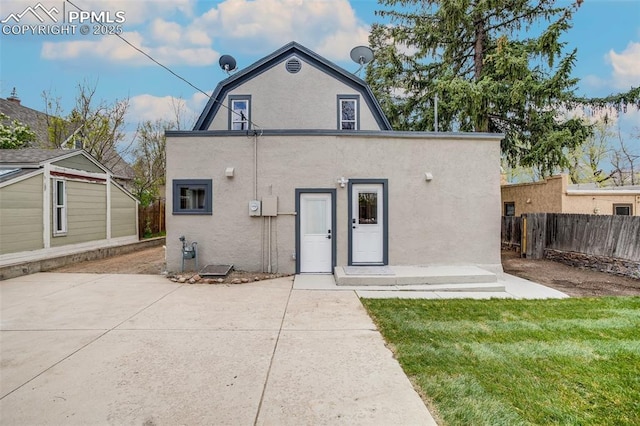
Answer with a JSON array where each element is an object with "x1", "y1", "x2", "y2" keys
[{"x1": 334, "y1": 265, "x2": 498, "y2": 287}]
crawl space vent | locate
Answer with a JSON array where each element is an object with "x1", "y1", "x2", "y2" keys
[{"x1": 285, "y1": 57, "x2": 302, "y2": 74}]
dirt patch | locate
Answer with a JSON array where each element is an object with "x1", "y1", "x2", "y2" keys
[
  {"x1": 51, "y1": 245, "x2": 640, "y2": 296},
  {"x1": 51, "y1": 245, "x2": 290, "y2": 284},
  {"x1": 501, "y1": 250, "x2": 640, "y2": 297},
  {"x1": 52, "y1": 246, "x2": 167, "y2": 275}
]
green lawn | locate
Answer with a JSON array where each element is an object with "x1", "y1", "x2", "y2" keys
[{"x1": 361, "y1": 297, "x2": 640, "y2": 426}]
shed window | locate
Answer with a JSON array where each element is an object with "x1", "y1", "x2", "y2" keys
[
  {"x1": 172, "y1": 179, "x2": 212, "y2": 215},
  {"x1": 338, "y1": 95, "x2": 359, "y2": 130},
  {"x1": 229, "y1": 96, "x2": 250, "y2": 130},
  {"x1": 53, "y1": 179, "x2": 67, "y2": 235}
]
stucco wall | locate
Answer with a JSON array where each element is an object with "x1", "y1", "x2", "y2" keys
[
  {"x1": 166, "y1": 133, "x2": 502, "y2": 274},
  {"x1": 563, "y1": 193, "x2": 639, "y2": 216},
  {"x1": 501, "y1": 174, "x2": 640, "y2": 216},
  {"x1": 208, "y1": 59, "x2": 381, "y2": 131},
  {"x1": 0, "y1": 174, "x2": 44, "y2": 255},
  {"x1": 501, "y1": 175, "x2": 565, "y2": 216}
]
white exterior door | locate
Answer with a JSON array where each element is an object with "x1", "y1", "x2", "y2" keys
[
  {"x1": 300, "y1": 193, "x2": 333, "y2": 273},
  {"x1": 351, "y1": 184, "x2": 384, "y2": 264}
]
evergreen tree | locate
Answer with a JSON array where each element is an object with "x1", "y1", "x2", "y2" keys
[{"x1": 367, "y1": 0, "x2": 638, "y2": 176}]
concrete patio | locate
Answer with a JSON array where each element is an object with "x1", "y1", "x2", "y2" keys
[{"x1": 1, "y1": 273, "x2": 437, "y2": 425}]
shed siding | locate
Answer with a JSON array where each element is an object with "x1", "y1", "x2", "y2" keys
[
  {"x1": 0, "y1": 174, "x2": 44, "y2": 254},
  {"x1": 110, "y1": 183, "x2": 137, "y2": 237},
  {"x1": 50, "y1": 180, "x2": 107, "y2": 247},
  {"x1": 54, "y1": 155, "x2": 104, "y2": 173}
]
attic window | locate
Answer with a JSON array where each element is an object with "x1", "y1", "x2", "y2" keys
[{"x1": 285, "y1": 57, "x2": 302, "y2": 74}]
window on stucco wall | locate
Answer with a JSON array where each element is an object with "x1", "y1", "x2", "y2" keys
[
  {"x1": 172, "y1": 179, "x2": 212, "y2": 215},
  {"x1": 338, "y1": 95, "x2": 359, "y2": 130},
  {"x1": 229, "y1": 96, "x2": 250, "y2": 130}
]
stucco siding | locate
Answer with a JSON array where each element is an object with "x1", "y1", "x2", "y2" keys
[
  {"x1": 208, "y1": 61, "x2": 381, "y2": 131},
  {"x1": 502, "y1": 174, "x2": 640, "y2": 216},
  {"x1": 53, "y1": 155, "x2": 104, "y2": 173},
  {"x1": 0, "y1": 174, "x2": 44, "y2": 254},
  {"x1": 166, "y1": 134, "x2": 502, "y2": 273},
  {"x1": 110, "y1": 183, "x2": 137, "y2": 238},
  {"x1": 563, "y1": 193, "x2": 639, "y2": 216},
  {"x1": 501, "y1": 175, "x2": 564, "y2": 216},
  {"x1": 51, "y1": 180, "x2": 106, "y2": 247}
]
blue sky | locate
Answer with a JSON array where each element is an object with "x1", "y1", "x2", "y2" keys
[{"x1": 1, "y1": 0, "x2": 639, "y2": 131}]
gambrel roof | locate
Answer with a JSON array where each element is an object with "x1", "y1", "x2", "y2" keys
[{"x1": 193, "y1": 41, "x2": 392, "y2": 131}]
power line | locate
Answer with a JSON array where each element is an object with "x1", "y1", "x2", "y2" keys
[{"x1": 64, "y1": 0, "x2": 262, "y2": 131}]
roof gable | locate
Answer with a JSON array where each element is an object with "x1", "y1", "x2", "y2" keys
[
  {"x1": 0, "y1": 149, "x2": 108, "y2": 172},
  {"x1": 193, "y1": 41, "x2": 392, "y2": 131}
]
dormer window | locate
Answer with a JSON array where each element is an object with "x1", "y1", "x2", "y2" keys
[
  {"x1": 338, "y1": 95, "x2": 359, "y2": 130},
  {"x1": 229, "y1": 95, "x2": 251, "y2": 130}
]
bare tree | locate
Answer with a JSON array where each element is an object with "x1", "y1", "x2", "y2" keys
[
  {"x1": 42, "y1": 81, "x2": 132, "y2": 172},
  {"x1": 566, "y1": 118, "x2": 613, "y2": 185},
  {"x1": 609, "y1": 127, "x2": 639, "y2": 186}
]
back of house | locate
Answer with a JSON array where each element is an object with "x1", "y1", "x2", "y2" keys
[{"x1": 165, "y1": 42, "x2": 503, "y2": 275}]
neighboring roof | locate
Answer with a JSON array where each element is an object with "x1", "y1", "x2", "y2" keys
[
  {"x1": 0, "y1": 98, "x2": 53, "y2": 146},
  {"x1": 0, "y1": 98, "x2": 134, "y2": 181},
  {"x1": 0, "y1": 148, "x2": 83, "y2": 166},
  {"x1": 193, "y1": 41, "x2": 393, "y2": 131},
  {"x1": 568, "y1": 183, "x2": 640, "y2": 192}
]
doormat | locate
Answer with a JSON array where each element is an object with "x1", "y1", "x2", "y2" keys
[
  {"x1": 343, "y1": 266, "x2": 394, "y2": 275},
  {"x1": 200, "y1": 264, "x2": 234, "y2": 277}
]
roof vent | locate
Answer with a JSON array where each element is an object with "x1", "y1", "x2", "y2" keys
[{"x1": 285, "y1": 57, "x2": 302, "y2": 74}]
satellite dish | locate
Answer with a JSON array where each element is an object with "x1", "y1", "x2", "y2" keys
[
  {"x1": 219, "y1": 54, "x2": 237, "y2": 73},
  {"x1": 350, "y1": 46, "x2": 374, "y2": 75}
]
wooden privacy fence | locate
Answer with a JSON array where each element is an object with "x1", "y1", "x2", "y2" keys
[
  {"x1": 502, "y1": 213, "x2": 640, "y2": 262},
  {"x1": 138, "y1": 199, "x2": 166, "y2": 239},
  {"x1": 501, "y1": 216, "x2": 522, "y2": 250}
]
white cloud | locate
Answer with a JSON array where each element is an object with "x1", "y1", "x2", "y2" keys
[
  {"x1": 128, "y1": 92, "x2": 209, "y2": 128},
  {"x1": 41, "y1": 31, "x2": 220, "y2": 66},
  {"x1": 39, "y1": 0, "x2": 368, "y2": 68},
  {"x1": 193, "y1": 0, "x2": 370, "y2": 59},
  {"x1": 607, "y1": 42, "x2": 640, "y2": 89}
]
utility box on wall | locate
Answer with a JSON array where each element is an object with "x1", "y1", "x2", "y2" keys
[
  {"x1": 249, "y1": 200, "x2": 261, "y2": 216},
  {"x1": 262, "y1": 195, "x2": 278, "y2": 217}
]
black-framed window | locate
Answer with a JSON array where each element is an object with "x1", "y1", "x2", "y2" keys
[
  {"x1": 337, "y1": 95, "x2": 359, "y2": 130},
  {"x1": 504, "y1": 202, "x2": 515, "y2": 217},
  {"x1": 172, "y1": 179, "x2": 212, "y2": 215},
  {"x1": 613, "y1": 204, "x2": 632, "y2": 216},
  {"x1": 229, "y1": 95, "x2": 250, "y2": 130}
]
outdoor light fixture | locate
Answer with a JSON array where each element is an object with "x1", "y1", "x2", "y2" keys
[
  {"x1": 424, "y1": 172, "x2": 433, "y2": 181},
  {"x1": 336, "y1": 176, "x2": 348, "y2": 188},
  {"x1": 225, "y1": 167, "x2": 235, "y2": 178}
]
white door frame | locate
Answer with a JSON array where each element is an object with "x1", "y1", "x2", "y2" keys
[
  {"x1": 348, "y1": 179, "x2": 388, "y2": 265},
  {"x1": 296, "y1": 189, "x2": 336, "y2": 273}
]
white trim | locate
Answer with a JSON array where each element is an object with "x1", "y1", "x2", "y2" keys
[
  {"x1": 106, "y1": 174, "x2": 112, "y2": 239},
  {"x1": 52, "y1": 179, "x2": 67, "y2": 236},
  {"x1": 49, "y1": 164, "x2": 108, "y2": 181},
  {"x1": 0, "y1": 235, "x2": 139, "y2": 267},
  {"x1": 43, "y1": 165, "x2": 51, "y2": 249}
]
